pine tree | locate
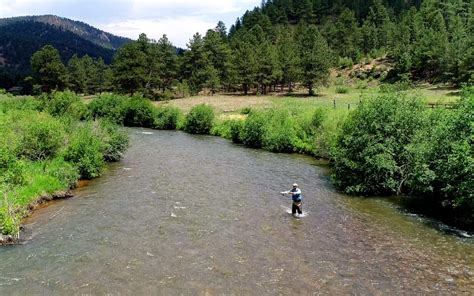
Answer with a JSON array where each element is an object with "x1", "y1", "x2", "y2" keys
[
  {"x1": 298, "y1": 25, "x2": 332, "y2": 95},
  {"x1": 112, "y1": 36, "x2": 147, "y2": 95},
  {"x1": 30, "y1": 45, "x2": 68, "y2": 92},
  {"x1": 156, "y1": 35, "x2": 178, "y2": 93},
  {"x1": 275, "y1": 26, "x2": 300, "y2": 92}
]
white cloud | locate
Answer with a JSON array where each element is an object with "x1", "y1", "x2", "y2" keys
[
  {"x1": 0, "y1": 0, "x2": 261, "y2": 47},
  {"x1": 99, "y1": 17, "x2": 216, "y2": 48},
  {"x1": 130, "y1": 0, "x2": 257, "y2": 15}
]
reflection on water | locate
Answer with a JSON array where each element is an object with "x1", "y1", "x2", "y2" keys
[{"x1": 1, "y1": 129, "x2": 472, "y2": 294}]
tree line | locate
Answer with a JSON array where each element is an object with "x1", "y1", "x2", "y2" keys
[{"x1": 28, "y1": 0, "x2": 473, "y2": 98}]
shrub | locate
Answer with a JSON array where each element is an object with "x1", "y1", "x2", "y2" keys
[
  {"x1": 314, "y1": 109, "x2": 348, "y2": 159},
  {"x1": 43, "y1": 158, "x2": 80, "y2": 188},
  {"x1": 88, "y1": 94, "x2": 128, "y2": 124},
  {"x1": 230, "y1": 120, "x2": 244, "y2": 143},
  {"x1": 0, "y1": 96, "x2": 42, "y2": 113},
  {"x1": 0, "y1": 147, "x2": 24, "y2": 187},
  {"x1": 17, "y1": 113, "x2": 65, "y2": 161},
  {"x1": 175, "y1": 81, "x2": 191, "y2": 98},
  {"x1": 123, "y1": 97, "x2": 156, "y2": 128},
  {"x1": 240, "y1": 111, "x2": 267, "y2": 148},
  {"x1": 41, "y1": 91, "x2": 88, "y2": 119},
  {"x1": 240, "y1": 107, "x2": 252, "y2": 115},
  {"x1": 333, "y1": 93, "x2": 426, "y2": 195},
  {"x1": 407, "y1": 91, "x2": 474, "y2": 229},
  {"x1": 355, "y1": 81, "x2": 368, "y2": 89},
  {"x1": 63, "y1": 123, "x2": 105, "y2": 179},
  {"x1": 338, "y1": 57, "x2": 353, "y2": 69},
  {"x1": 98, "y1": 120, "x2": 129, "y2": 162},
  {"x1": 154, "y1": 106, "x2": 182, "y2": 130},
  {"x1": 263, "y1": 110, "x2": 297, "y2": 153},
  {"x1": 335, "y1": 86, "x2": 349, "y2": 94},
  {"x1": 183, "y1": 104, "x2": 215, "y2": 134}
]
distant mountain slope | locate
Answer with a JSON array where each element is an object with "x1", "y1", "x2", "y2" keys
[
  {"x1": 0, "y1": 15, "x2": 130, "y2": 50},
  {"x1": 0, "y1": 15, "x2": 131, "y2": 89}
]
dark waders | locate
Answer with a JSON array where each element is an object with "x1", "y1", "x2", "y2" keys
[{"x1": 292, "y1": 200, "x2": 302, "y2": 215}]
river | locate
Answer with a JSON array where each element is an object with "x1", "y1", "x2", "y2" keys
[{"x1": 0, "y1": 129, "x2": 472, "y2": 294}]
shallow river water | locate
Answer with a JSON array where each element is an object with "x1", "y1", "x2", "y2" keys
[{"x1": 1, "y1": 129, "x2": 473, "y2": 295}]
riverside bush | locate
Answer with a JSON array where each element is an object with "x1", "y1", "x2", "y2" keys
[
  {"x1": 40, "y1": 91, "x2": 88, "y2": 119},
  {"x1": 183, "y1": 104, "x2": 214, "y2": 134},
  {"x1": 123, "y1": 97, "x2": 156, "y2": 127},
  {"x1": 154, "y1": 106, "x2": 182, "y2": 130},
  {"x1": 63, "y1": 123, "x2": 105, "y2": 179},
  {"x1": 407, "y1": 91, "x2": 474, "y2": 229},
  {"x1": 88, "y1": 94, "x2": 128, "y2": 124},
  {"x1": 98, "y1": 120, "x2": 129, "y2": 162},
  {"x1": 240, "y1": 111, "x2": 267, "y2": 148},
  {"x1": 333, "y1": 93, "x2": 426, "y2": 195},
  {"x1": 0, "y1": 96, "x2": 42, "y2": 112},
  {"x1": 17, "y1": 113, "x2": 65, "y2": 161},
  {"x1": 263, "y1": 110, "x2": 297, "y2": 153}
]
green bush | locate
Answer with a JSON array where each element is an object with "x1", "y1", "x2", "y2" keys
[
  {"x1": 333, "y1": 93, "x2": 426, "y2": 195},
  {"x1": 63, "y1": 123, "x2": 105, "y2": 179},
  {"x1": 154, "y1": 106, "x2": 182, "y2": 130},
  {"x1": 0, "y1": 147, "x2": 24, "y2": 187},
  {"x1": 230, "y1": 120, "x2": 244, "y2": 144},
  {"x1": 175, "y1": 81, "x2": 191, "y2": 98},
  {"x1": 0, "y1": 96, "x2": 42, "y2": 113},
  {"x1": 123, "y1": 97, "x2": 156, "y2": 128},
  {"x1": 88, "y1": 94, "x2": 128, "y2": 124},
  {"x1": 40, "y1": 90, "x2": 88, "y2": 119},
  {"x1": 335, "y1": 86, "x2": 349, "y2": 94},
  {"x1": 314, "y1": 109, "x2": 348, "y2": 159},
  {"x1": 338, "y1": 57, "x2": 353, "y2": 69},
  {"x1": 240, "y1": 111, "x2": 267, "y2": 148},
  {"x1": 98, "y1": 120, "x2": 129, "y2": 162},
  {"x1": 263, "y1": 111, "x2": 297, "y2": 153},
  {"x1": 43, "y1": 158, "x2": 80, "y2": 188},
  {"x1": 407, "y1": 91, "x2": 474, "y2": 229},
  {"x1": 17, "y1": 113, "x2": 65, "y2": 161},
  {"x1": 183, "y1": 104, "x2": 215, "y2": 134}
]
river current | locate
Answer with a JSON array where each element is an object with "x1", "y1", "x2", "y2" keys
[{"x1": 0, "y1": 129, "x2": 472, "y2": 294}]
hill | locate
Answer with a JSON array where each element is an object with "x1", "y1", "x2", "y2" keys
[{"x1": 0, "y1": 15, "x2": 131, "y2": 89}]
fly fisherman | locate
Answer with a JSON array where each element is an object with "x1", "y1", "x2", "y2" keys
[{"x1": 281, "y1": 183, "x2": 303, "y2": 216}]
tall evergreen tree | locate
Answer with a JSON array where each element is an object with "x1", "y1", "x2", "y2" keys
[
  {"x1": 112, "y1": 35, "x2": 148, "y2": 95},
  {"x1": 30, "y1": 45, "x2": 68, "y2": 92},
  {"x1": 298, "y1": 25, "x2": 332, "y2": 95}
]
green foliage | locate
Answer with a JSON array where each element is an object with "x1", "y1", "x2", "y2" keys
[
  {"x1": 407, "y1": 90, "x2": 474, "y2": 229},
  {"x1": 63, "y1": 122, "x2": 105, "y2": 179},
  {"x1": 262, "y1": 110, "x2": 297, "y2": 153},
  {"x1": 338, "y1": 57, "x2": 354, "y2": 69},
  {"x1": 0, "y1": 147, "x2": 24, "y2": 187},
  {"x1": 335, "y1": 86, "x2": 349, "y2": 94},
  {"x1": 298, "y1": 25, "x2": 332, "y2": 95},
  {"x1": 240, "y1": 111, "x2": 267, "y2": 148},
  {"x1": 42, "y1": 158, "x2": 79, "y2": 188},
  {"x1": 154, "y1": 106, "x2": 182, "y2": 130},
  {"x1": 40, "y1": 90, "x2": 88, "y2": 119},
  {"x1": 88, "y1": 93, "x2": 128, "y2": 124},
  {"x1": 123, "y1": 97, "x2": 156, "y2": 128},
  {"x1": 334, "y1": 92, "x2": 426, "y2": 195},
  {"x1": 183, "y1": 104, "x2": 215, "y2": 134},
  {"x1": 0, "y1": 96, "x2": 42, "y2": 113},
  {"x1": 17, "y1": 113, "x2": 65, "y2": 161},
  {"x1": 98, "y1": 120, "x2": 129, "y2": 162},
  {"x1": 30, "y1": 45, "x2": 68, "y2": 92}
]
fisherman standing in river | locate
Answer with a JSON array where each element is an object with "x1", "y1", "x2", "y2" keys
[{"x1": 281, "y1": 183, "x2": 303, "y2": 216}]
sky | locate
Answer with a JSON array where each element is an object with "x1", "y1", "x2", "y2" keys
[{"x1": 0, "y1": 0, "x2": 260, "y2": 48}]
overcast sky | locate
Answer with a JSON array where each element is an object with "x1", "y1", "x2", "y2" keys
[{"x1": 0, "y1": 0, "x2": 260, "y2": 48}]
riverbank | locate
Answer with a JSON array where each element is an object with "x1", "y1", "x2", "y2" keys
[
  {"x1": 0, "y1": 190, "x2": 73, "y2": 245},
  {"x1": 0, "y1": 92, "x2": 129, "y2": 240}
]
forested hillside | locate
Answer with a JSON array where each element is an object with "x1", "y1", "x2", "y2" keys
[{"x1": 0, "y1": 16, "x2": 130, "y2": 90}]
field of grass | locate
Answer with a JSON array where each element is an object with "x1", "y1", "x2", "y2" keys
[{"x1": 155, "y1": 82, "x2": 461, "y2": 118}]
